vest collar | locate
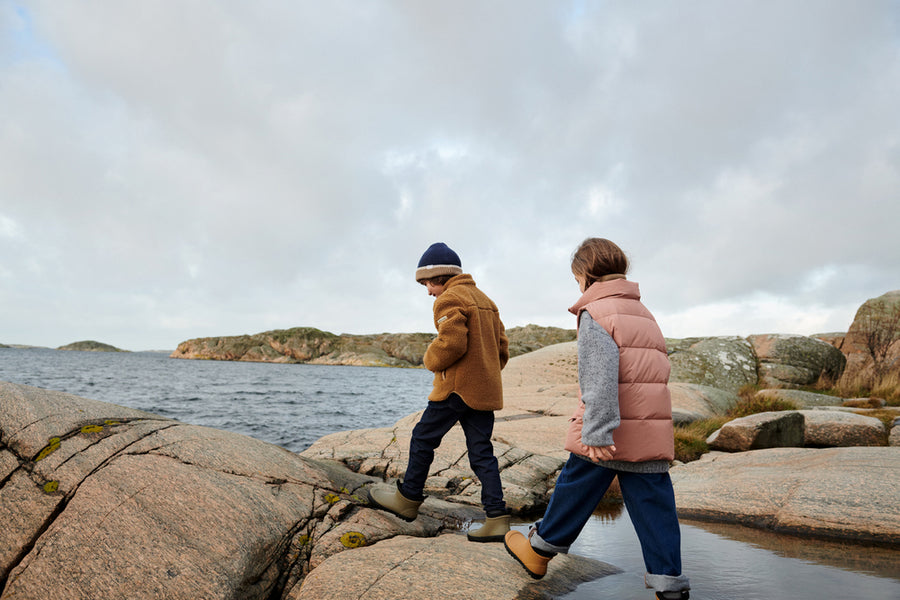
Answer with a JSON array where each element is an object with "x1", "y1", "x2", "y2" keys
[{"x1": 568, "y1": 276, "x2": 639, "y2": 315}]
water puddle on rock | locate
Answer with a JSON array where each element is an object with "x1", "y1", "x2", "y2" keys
[{"x1": 513, "y1": 504, "x2": 900, "y2": 600}]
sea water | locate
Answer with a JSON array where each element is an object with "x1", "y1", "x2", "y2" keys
[
  {"x1": 0, "y1": 347, "x2": 431, "y2": 451},
  {"x1": 1, "y1": 348, "x2": 898, "y2": 600}
]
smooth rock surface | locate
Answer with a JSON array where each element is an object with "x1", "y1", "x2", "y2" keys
[
  {"x1": 671, "y1": 447, "x2": 900, "y2": 545},
  {"x1": 291, "y1": 533, "x2": 619, "y2": 600},
  {"x1": 668, "y1": 382, "x2": 739, "y2": 423},
  {"x1": 0, "y1": 381, "x2": 440, "y2": 599}
]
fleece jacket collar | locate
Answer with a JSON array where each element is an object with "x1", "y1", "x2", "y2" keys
[{"x1": 444, "y1": 273, "x2": 475, "y2": 290}]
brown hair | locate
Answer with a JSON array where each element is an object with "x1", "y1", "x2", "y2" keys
[
  {"x1": 570, "y1": 238, "x2": 629, "y2": 287},
  {"x1": 420, "y1": 274, "x2": 455, "y2": 287}
]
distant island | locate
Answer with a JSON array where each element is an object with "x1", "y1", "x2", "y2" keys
[
  {"x1": 170, "y1": 324, "x2": 577, "y2": 367},
  {"x1": 57, "y1": 340, "x2": 127, "y2": 353}
]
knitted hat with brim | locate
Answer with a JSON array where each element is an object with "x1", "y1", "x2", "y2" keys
[{"x1": 416, "y1": 242, "x2": 463, "y2": 282}]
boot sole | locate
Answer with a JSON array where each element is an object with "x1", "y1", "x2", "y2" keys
[
  {"x1": 503, "y1": 539, "x2": 546, "y2": 579},
  {"x1": 467, "y1": 533, "x2": 506, "y2": 543},
  {"x1": 365, "y1": 489, "x2": 418, "y2": 522}
]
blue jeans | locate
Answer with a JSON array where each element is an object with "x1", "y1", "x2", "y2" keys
[
  {"x1": 533, "y1": 454, "x2": 689, "y2": 593},
  {"x1": 399, "y1": 393, "x2": 506, "y2": 515}
]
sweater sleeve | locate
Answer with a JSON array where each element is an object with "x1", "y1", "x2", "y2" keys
[
  {"x1": 423, "y1": 296, "x2": 468, "y2": 373},
  {"x1": 578, "y1": 312, "x2": 620, "y2": 447}
]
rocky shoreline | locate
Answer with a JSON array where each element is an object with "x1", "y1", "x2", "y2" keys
[
  {"x1": 2, "y1": 290, "x2": 897, "y2": 598},
  {"x1": 2, "y1": 336, "x2": 898, "y2": 599}
]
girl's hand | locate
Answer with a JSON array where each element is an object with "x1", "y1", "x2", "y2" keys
[{"x1": 585, "y1": 444, "x2": 616, "y2": 462}]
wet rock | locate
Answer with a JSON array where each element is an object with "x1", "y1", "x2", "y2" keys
[
  {"x1": 670, "y1": 447, "x2": 900, "y2": 545},
  {"x1": 799, "y1": 410, "x2": 886, "y2": 447},
  {"x1": 290, "y1": 532, "x2": 619, "y2": 600},
  {"x1": 748, "y1": 334, "x2": 846, "y2": 388},
  {"x1": 667, "y1": 336, "x2": 758, "y2": 394},
  {"x1": 706, "y1": 411, "x2": 805, "y2": 451}
]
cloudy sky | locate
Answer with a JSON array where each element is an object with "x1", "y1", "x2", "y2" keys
[{"x1": 1, "y1": 1, "x2": 898, "y2": 351}]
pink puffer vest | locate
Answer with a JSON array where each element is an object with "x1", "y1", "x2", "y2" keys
[{"x1": 564, "y1": 278, "x2": 674, "y2": 462}]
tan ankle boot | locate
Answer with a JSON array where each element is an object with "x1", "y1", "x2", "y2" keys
[
  {"x1": 367, "y1": 483, "x2": 423, "y2": 521},
  {"x1": 504, "y1": 530, "x2": 552, "y2": 579},
  {"x1": 466, "y1": 514, "x2": 511, "y2": 543}
]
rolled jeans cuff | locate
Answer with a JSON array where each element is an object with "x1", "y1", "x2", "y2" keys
[
  {"x1": 645, "y1": 572, "x2": 690, "y2": 593},
  {"x1": 530, "y1": 525, "x2": 569, "y2": 555}
]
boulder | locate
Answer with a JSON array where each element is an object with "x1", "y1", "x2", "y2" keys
[
  {"x1": 799, "y1": 410, "x2": 886, "y2": 447},
  {"x1": 301, "y1": 414, "x2": 565, "y2": 514},
  {"x1": 668, "y1": 382, "x2": 740, "y2": 423},
  {"x1": 748, "y1": 334, "x2": 846, "y2": 388},
  {"x1": 706, "y1": 411, "x2": 805, "y2": 452},
  {"x1": 891, "y1": 420, "x2": 900, "y2": 446},
  {"x1": 290, "y1": 533, "x2": 619, "y2": 600},
  {"x1": 670, "y1": 447, "x2": 900, "y2": 545},
  {"x1": 0, "y1": 381, "x2": 442, "y2": 600},
  {"x1": 754, "y1": 388, "x2": 842, "y2": 408},
  {"x1": 838, "y1": 290, "x2": 900, "y2": 388},
  {"x1": 667, "y1": 336, "x2": 758, "y2": 395},
  {"x1": 812, "y1": 332, "x2": 845, "y2": 351}
]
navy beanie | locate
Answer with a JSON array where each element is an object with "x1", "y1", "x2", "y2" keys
[{"x1": 415, "y1": 242, "x2": 462, "y2": 282}]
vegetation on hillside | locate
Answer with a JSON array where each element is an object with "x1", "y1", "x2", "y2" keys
[{"x1": 57, "y1": 340, "x2": 126, "y2": 352}]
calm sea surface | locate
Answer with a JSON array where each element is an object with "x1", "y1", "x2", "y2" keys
[{"x1": 2, "y1": 348, "x2": 898, "y2": 600}]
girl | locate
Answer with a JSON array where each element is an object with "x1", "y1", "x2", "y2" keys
[{"x1": 504, "y1": 238, "x2": 690, "y2": 600}]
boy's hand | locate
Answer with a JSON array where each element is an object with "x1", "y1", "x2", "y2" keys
[{"x1": 585, "y1": 445, "x2": 616, "y2": 462}]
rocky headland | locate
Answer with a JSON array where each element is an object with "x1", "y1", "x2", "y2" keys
[
  {"x1": 169, "y1": 325, "x2": 576, "y2": 366},
  {"x1": 1, "y1": 290, "x2": 898, "y2": 599}
]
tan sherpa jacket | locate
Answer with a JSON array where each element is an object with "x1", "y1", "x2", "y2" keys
[{"x1": 423, "y1": 274, "x2": 509, "y2": 410}]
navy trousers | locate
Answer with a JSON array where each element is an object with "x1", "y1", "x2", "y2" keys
[
  {"x1": 399, "y1": 393, "x2": 506, "y2": 515},
  {"x1": 536, "y1": 454, "x2": 683, "y2": 581}
]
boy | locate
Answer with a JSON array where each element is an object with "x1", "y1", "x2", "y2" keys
[{"x1": 368, "y1": 242, "x2": 511, "y2": 542}]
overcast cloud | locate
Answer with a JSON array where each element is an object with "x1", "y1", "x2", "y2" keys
[{"x1": 1, "y1": 1, "x2": 898, "y2": 351}]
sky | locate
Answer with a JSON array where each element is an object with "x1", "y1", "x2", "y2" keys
[{"x1": 1, "y1": 1, "x2": 898, "y2": 351}]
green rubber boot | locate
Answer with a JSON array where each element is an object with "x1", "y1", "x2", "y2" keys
[
  {"x1": 367, "y1": 482, "x2": 423, "y2": 522},
  {"x1": 466, "y1": 514, "x2": 511, "y2": 543}
]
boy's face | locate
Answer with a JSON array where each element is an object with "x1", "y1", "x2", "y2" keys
[{"x1": 425, "y1": 281, "x2": 446, "y2": 297}]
